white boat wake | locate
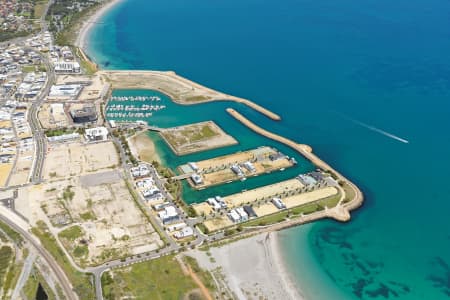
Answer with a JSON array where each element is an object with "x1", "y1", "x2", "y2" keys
[{"x1": 336, "y1": 112, "x2": 409, "y2": 144}]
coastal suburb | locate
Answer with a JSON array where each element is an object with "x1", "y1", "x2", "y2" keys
[{"x1": 0, "y1": 0, "x2": 363, "y2": 299}]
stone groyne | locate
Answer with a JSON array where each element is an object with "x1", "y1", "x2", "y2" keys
[{"x1": 226, "y1": 108, "x2": 363, "y2": 218}]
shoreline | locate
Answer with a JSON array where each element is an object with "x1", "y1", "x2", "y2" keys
[
  {"x1": 75, "y1": 0, "x2": 124, "y2": 50},
  {"x1": 74, "y1": 3, "x2": 362, "y2": 299},
  {"x1": 270, "y1": 232, "x2": 306, "y2": 300},
  {"x1": 188, "y1": 232, "x2": 305, "y2": 300},
  {"x1": 128, "y1": 131, "x2": 161, "y2": 164}
]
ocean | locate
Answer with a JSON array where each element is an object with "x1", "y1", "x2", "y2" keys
[{"x1": 87, "y1": 0, "x2": 450, "y2": 299}]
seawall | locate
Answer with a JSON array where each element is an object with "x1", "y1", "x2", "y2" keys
[{"x1": 226, "y1": 108, "x2": 363, "y2": 218}]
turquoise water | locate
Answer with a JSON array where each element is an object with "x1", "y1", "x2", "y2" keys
[
  {"x1": 87, "y1": 0, "x2": 450, "y2": 299},
  {"x1": 109, "y1": 89, "x2": 313, "y2": 204}
]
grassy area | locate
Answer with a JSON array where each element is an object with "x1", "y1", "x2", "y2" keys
[
  {"x1": 33, "y1": 0, "x2": 48, "y2": 19},
  {"x1": 22, "y1": 266, "x2": 57, "y2": 300},
  {"x1": 22, "y1": 268, "x2": 39, "y2": 300},
  {"x1": 0, "y1": 246, "x2": 14, "y2": 289},
  {"x1": 58, "y1": 225, "x2": 88, "y2": 266},
  {"x1": 244, "y1": 211, "x2": 289, "y2": 227},
  {"x1": 0, "y1": 220, "x2": 23, "y2": 244},
  {"x1": 49, "y1": 1, "x2": 102, "y2": 46},
  {"x1": 190, "y1": 125, "x2": 218, "y2": 142},
  {"x1": 22, "y1": 65, "x2": 36, "y2": 73},
  {"x1": 183, "y1": 255, "x2": 216, "y2": 293},
  {"x1": 244, "y1": 193, "x2": 341, "y2": 227},
  {"x1": 58, "y1": 225, "x2": 83, "y2": 241},
  {"x1": 341, "y1": 181, "x2": 356, "y2": 202},
  {"x1": 2, "y1": 259, "x2": 23, "y2": 299},
  {"x1": 45, "y1": 128, "x2": 76, "y2": 137},
  {"x1": 79, "y1": 211, "x2": 96, "y2": 221},
  {"x1": 101, "y1": 255, "x2": 198, "y2": 300},
  {"x1": 31, "y1": 221, "x2": 95, "y2": 299}
]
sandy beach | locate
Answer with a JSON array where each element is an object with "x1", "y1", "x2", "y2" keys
[
  {"x1": 128, "y1": 131, "x2": 161, "y2": 163},
  {"x1": 75, "y1": 0, "x2": 124, "y2": 50},
  {"x1": 188, "y1": 232, "x2": 304, "y2": 300}
]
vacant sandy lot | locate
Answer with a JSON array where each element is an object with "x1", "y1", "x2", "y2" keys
[
  {"x1": 203, "y1": 216, "x2": 233, "y2": 233},
  {"x1": 283, "y1": 187, "x2": 338, "y2": 208},
  {"x1": 128, "y1": 131, "x2": 160, "y2": 163},
  {"x1": 0, "y1": 163, "x2": 13, "y2": 187},
  {"x1": 192, "y1": 202, "x2": 213, "y2": 216},
  {"x1": 43, "y1": 141, "x2": 119, "y2": 179},
  {"x1": 160, "y1": 121, "x2": 237, "y2": 155},
  {"x1": 38, "y1": 103, "x2": 69, "y2": 129},
  {"x1": 8, "y1": 157, "x2": 32, "y2": 186},
  {"x1": 222, "y1": 179, "x2": 304, "y2": 208},
  {"x1": 30, "y1": 175, "x2": 163, "y2": 266},
  {"x1": 56, "y1": 74, "x2": 109, "y2": 101}
]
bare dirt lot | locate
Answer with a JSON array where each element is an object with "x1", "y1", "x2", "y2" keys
[
  {"x1": 222, "y1": 179, "x2": 304, "y2": 208},
  {"x1": 29, "y1": 174, "x2": 163, "y2": 266},
  {"x1": 38, "y1": 103, "x2": 69, "y2": 129},
  {"x1": 56, "y1": 74, "x2": 109, "y2": 101},
  {"x1": 160, "y1": 121, "x2": 237, "y2": 155},
  {"x1": 43, "y1": 141, "x2": 119, "y2": 180}
]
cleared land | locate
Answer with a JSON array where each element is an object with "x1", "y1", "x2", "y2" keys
[
  {"x1": 101, "y1": 255, "x2": 205, "y2": 300},
  {"x1": 180, "y1": 146, "x2": 294, "y2": 189},
  {"x1": 38, "y1": 103, "x2": 69, "y2": 129},
  {"x1": 29, "y1": 175, "x2": 163, "y2": 267},
  {"x1": 160, "y1": 121, "x2": 237, "y2": 155},
  {"x1": 0, "y1": 164, "x2": 13, "y2": 187},
  {"x1": 8, "y1": 142, "x2": 34, "y2": 187},
  {"x1": 43, "y1": 141, "x2": 119, "y2": 180},
  {"x1": 56, "y1": 74, "x2": 108, "y2": 102}
]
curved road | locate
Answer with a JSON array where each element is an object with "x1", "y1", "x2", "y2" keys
[{"x1": 0, "y1": 215, "x2": 76, "y2": 300}]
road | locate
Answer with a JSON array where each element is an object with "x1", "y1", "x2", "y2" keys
[
  {"x1": 0, "y1": 214, "x2": 77, "y2": 300},
  {"x1": 11, "y1": 251, "x2": 37, "y2": 299},
  {"x1": 28, "y1": 52, "x2": 54, "y2": 183}
]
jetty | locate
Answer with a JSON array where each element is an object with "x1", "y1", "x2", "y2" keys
[
  {"x1": 99, "y1": 70, "x2": 281, "y2": 121},
  {"x1": 226, "y1": 108, "x2": 363, "y2": 217}
]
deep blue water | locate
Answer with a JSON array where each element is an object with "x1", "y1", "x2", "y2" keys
[{"x1": 87, "y1": 0, "x2": 450, "y2": 299}]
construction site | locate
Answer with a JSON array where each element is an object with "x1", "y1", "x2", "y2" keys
[{"x1": 178, "y1": 146, "x2": 295, "y2": 189}]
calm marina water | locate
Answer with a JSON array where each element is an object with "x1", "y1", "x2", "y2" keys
[{"x1": 88, "y1": 0, "x2": 450, "y2": 299}]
